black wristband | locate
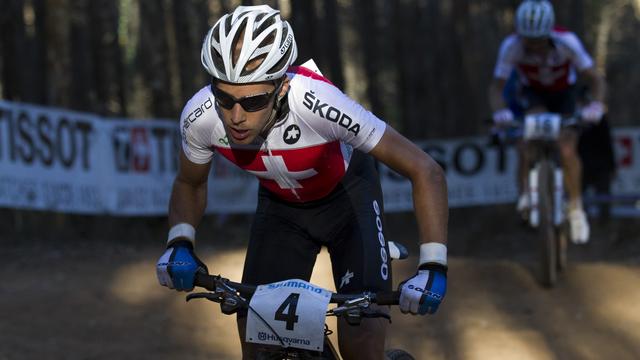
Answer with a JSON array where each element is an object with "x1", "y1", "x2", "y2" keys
[
  {"x1": 418, "y1": 262, "x2": 448, "y2": 274},
  {"x1": 168, "y1": 239, "x2": 194, "y2": 250}
]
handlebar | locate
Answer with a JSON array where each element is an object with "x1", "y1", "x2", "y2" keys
[
  {"x1": 505, "y1": 113, "x2": 582, "y2": 128},
  {"x1": 193, "y1": 272, "x2": 400, "y2": 305},
  {"x1": 487, "y1": 112, "x2": 588, "y2": 144}
]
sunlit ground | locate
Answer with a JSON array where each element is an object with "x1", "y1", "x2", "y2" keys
[{"x1": 103, "y1": 248, "x2": 640, "y2": 360}]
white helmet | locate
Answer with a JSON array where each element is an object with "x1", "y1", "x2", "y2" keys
[
  {"x1": 515, "y1": 0, "x2": 555, "y2": 38},
  {"x1": 201, "y1": 5, "x2": 297, "y2": 83}
]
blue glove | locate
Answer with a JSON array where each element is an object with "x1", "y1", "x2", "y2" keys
[
  {"x1": 156, "y1": 240, "x2": 208, "y2": 291},
  {"x1": 399, "y1": 264, "x2": 447, "y2": 315}
]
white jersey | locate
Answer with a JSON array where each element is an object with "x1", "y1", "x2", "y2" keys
[
  {"x1": 179, "y1": 66, "x2": 387, "y2": 203},
  {"x1": 493, "y1": 28, "x2": 594, "y2": 91}
]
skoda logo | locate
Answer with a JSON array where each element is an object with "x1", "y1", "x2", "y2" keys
[{"x1": 283, "y1": 124, "x2": 301, "y2": 145}]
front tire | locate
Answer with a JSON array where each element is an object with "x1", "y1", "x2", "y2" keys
[
  {"x1": 537, "y1": 160, "x2": 557, "y2": 287},
  {"x1": 385, "y1": 349, "x2": 416, "y2": 360},
  {"x1": 556, "y1": 221, "x2": 568, "y2": 271}
]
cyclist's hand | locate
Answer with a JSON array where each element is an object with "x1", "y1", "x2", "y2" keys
[
  {"x1": 581, "y1": 101, "x2": 605, "y2": 123},
  {"x1": 156, "y1": 240, "x2": 208, "y2": 291},
  {"x1": 398, "y1": 264, "x2": 447, "y2": 315},
  {"x1": 492, "y1": 108, "x2": 514, "y2": 126}
]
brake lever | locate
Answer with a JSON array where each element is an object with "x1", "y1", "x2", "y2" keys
[
  {"x1": 330, "y1": 295, "x2": 371, "y2": 315},
  {"x1": 361, "y1": 309, "x2": 392, "y2": 323},
  {"x1": 186, "y1": 292, "x2": 224, "y2": 303}
]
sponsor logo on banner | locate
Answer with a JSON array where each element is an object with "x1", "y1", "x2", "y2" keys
[
  {"x1": 611, "y1": 129, "x2": 640, "y2": 193},
  {"x1": 112, "y1": 125, "x2": 179, "y2": 174},
  {"x1": 379, "y1": 137, "x2": 518, "y2": 210},
  {"x1": 0, "y1": 104, "x2": 94, "y2": 170}
]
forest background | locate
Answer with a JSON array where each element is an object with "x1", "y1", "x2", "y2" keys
[{"x1": 2, "y1": 0, "x2": 639, "y2": 138}]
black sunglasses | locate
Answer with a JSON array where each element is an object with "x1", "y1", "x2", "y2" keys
[{"x1": 211, "y1": 81, "x2": 282, "y2": 112}]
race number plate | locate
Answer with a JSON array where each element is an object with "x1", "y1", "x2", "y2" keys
[
  {"x1": 523, "y1": 113, "x2": 561, "y2": 140},
  {"x1": 246, "y1": 279, "x2": 331, "y2": 352}
]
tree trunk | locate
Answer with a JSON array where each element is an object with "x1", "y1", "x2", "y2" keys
[
  {"x1": 1, "y1": 0, "x2": 27, "y2": 101},
  {"x1": 44, "y1": 0, "x2": 72, "y2": 107},
  {"x1": 138, "y1": 0, "x2": 174, "y2": 118},
  {"x1": 69, "y1": 0, "x2": 93, "y2": 112},
  {"x1": 87, "y1": 0, "x2": 126, "y2": 116},
  {"x1": 353, "y1": 0, "x2": 382, "y2": 115},
  {"x1": 289, "y1": 0, "x2": 317, "y2": 69},
  {"x1": 172, "y1": 0, "x2": 210, "y2": 108},
  {"x1": 319, "y1": 0, "x2": 344, "y2": 88}
]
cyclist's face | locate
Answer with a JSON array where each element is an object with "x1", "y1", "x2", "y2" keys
[
  {"x1": 522, "y1": 37, "x2": 551, "y2": 56},
  {"x1": 214, "y1": 80, "x2": 286, "y2": 145}
]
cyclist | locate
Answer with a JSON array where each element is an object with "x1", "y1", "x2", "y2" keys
[
  {"x1": 156, "y1": 5, "x2": 448, "y2": 360},
  {"x1": 489, "y1": 0, "x2": 607, "y2": 244}
]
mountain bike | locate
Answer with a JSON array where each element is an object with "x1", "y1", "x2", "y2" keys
[
  {"x1": 519, "y1": 113, "x2": 583, "y2": 286},
  {"x1": 187, "y1": 243, "x2": 415, "y2": 360},
  {"x1": 496, "y1": 112, "x2": 582, "y2": 287}
]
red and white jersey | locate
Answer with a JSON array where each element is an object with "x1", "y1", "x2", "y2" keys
[
  {"x1": 179, "y1": 65, "x2": 387, "y2": 203},
  {"x1": 493, "y1": 29, "x2": 594, "y2": 91}
]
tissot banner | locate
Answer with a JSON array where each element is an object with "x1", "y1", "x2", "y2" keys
[{"x1": 0, "y1": 100, "x2": 638, "y2": 215}]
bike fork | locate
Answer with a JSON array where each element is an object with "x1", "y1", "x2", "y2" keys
[
  {"x1": 553, "y1": 167, "x2": 564, "y2": 226},
  {"x1": 529, "y1": 165, "x2": 539, "y2": 228}
]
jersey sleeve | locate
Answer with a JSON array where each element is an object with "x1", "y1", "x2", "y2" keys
[
  {"x1": 493, "y1": 35, "x2": 518, "y2": 79},
  {"x1": 290, "y1": 77, "x2": 387, "y2": 153},
  {"x1": 179, "y1": 87, "x2": 216, "y2": 164},
  {"x1": 562, "y1": 32, "x2": 594, "y2": 71}
]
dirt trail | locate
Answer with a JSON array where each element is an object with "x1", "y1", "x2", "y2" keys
[{"x1": 2, "y1": 237, "x2": 639, "y2": 360}]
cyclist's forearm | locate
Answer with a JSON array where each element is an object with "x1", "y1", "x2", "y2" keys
[
  {"x1": 489, "y1": 79, "x2": 507, "y2": 111},
  {"x1": 168, "y1": 177, "x2": 208, "y2": 229},
  {"x1": 411, "y1": 157, "x2": 448, "y2": 246},
  {"x1": 368, "y1": 128, "x2": 448, "y2": 246}
]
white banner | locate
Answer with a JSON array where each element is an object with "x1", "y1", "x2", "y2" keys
[
  {"x1": 379, "y1": 137, "x2": 519, "y2": 211},
  {"x1": 1, "y1": 100, "x2": 638, "y2": 215}
]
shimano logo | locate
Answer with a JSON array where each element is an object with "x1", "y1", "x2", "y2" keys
[
  {"x1": 280, "y1": 34, "x2": 294, "y2": 55},
  {"x1": 373, "y1": 200, "x2": 389, "y2": 280},
  {"x1": 302, "y1": 91, "x2": 361, "y2": 136},
  {"x1": 267, "y1": 280, "x2": 324, "y2": 294}
]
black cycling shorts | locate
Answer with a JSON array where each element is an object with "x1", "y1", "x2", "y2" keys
[
  {"x1": 241, "y1": 150, "x2": 392, "y2": 297},
  {"x1": 519, "y1": 85, "x2": 577, "y2": 114}
]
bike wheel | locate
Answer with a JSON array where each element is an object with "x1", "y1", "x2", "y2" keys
[
  {"x1": 385, "y1": 348, "x2": 416, "y2": 360},
  {"x1": 537, "y1": 160, "x2": 557, "y2": 287},
  {"x1": 556, "y1": 222, "x2": 568, "y2": 272}
]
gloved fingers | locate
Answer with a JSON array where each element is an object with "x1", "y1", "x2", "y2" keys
[
  {"x1": 157, "y1": 270, "x2": 174, "y2": 289},
  {"x1": 581, "y1": 101, "x2": 604, "y2": 123},
  {"x1": 419, "y1": 294, "x2": 440, "y2": 315},
  {"x1": 175, "y1": 278, "x2": 193, "y2": 292},
  {"x1": 156, "y1": 250, "x2": 174, "y2": 288},
  {"x1": 399, "y1": 286, "x2": 421, "y2": 314},
  {"x1": 409, "y1": 294, "x2": 420, "y2": 314},
  {"x1": 399, "y1": 286, "x2": 412, "y2": 314},
  {"x1": 493, "y1": 109, "x2": 514, "y2": 124},
  {"x1": 400, "y1": 286, "x2": 423, "y2": 315}
]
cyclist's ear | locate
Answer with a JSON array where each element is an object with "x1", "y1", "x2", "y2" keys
[{"x1": 278, "y1": 76, "x2": 290, "y2": 98}]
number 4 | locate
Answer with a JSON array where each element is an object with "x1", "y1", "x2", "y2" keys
[{"x1": 275, "y1": 293, "x2": 300, "y2": 331}]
